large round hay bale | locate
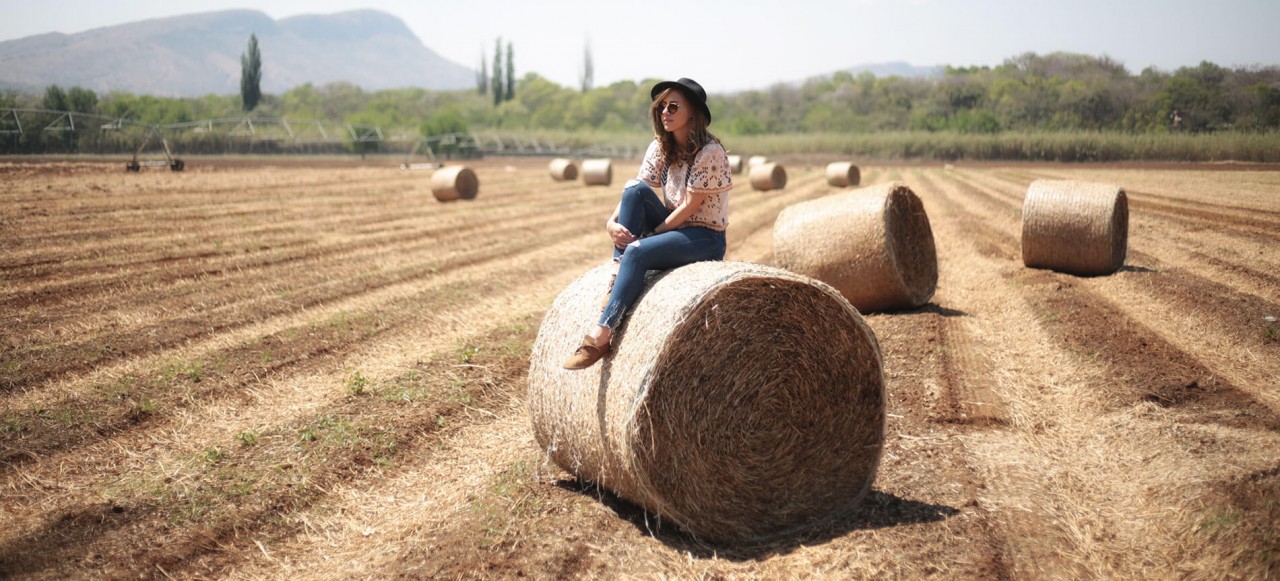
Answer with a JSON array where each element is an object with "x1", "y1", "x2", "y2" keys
[
  {"x1": 774, "y1": 182, "x2": 937, "y2": 313},
  {"x1": 726, "y1": 154, "x2": 743, "y2": 174},
  {"x1": 529, "y1": 261, "x2": 885, "y2": 543},
  {"x1": 1021, "y1": 179, "x2": 1128, "y2": 276},
  {"x1": 582, "y1": 158, "x2": 613, "y2": 186},
  {"x1": 825, "y1": 161, "x2": 861, "y2": 187},
  {"x1": 430, "y1": 166, "x2": 479, "y2": 202},
  {"x1": 549, "y1": 158, "x2": 578, "y2": 181},
  {"x1": 748, "y1": 162, "x2": 787, "y2": 191},
  {"x1": 747, "y1": 155, "x2": 769, "y2": 168}
]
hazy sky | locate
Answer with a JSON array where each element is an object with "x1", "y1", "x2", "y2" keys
[{"x1": 3, "y1": 0, "x2": 1278, "y2": 92}]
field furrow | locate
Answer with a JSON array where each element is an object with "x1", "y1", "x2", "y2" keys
[{"x1": 2, "y1": 158, "x2": 1276, "y2": 580}]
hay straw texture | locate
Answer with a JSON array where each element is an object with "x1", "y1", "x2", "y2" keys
[
  {"x1": 726, "y1": 154, "x2": 743, "y2": 174},
  {"x1": 582, "y1": 159, "x2": 613, "y2": 186},
  {"x1": 825, "y1": 161, "x2": 862, "y2": 187},
  {"x1": 430, "y1": 166, "x2": 479, "y2": 202},
  {"x1": 548, "y1": 158, "x2": 578, "y2": 181},
  {"x1": 529, "y1": 261, "x2": 885, "y2": 543},
  {"x1": 749, "y1": 162, "x2": 787, "y2": 191},
  {"x1": 773, "y1": 182, "x2": 938, "y2": 312},
  {"x1": 1021, "y1": 179, "x2": 1128, "y2": 276},
  {"x1": 747, "y1": 155, "x2": 769, "y2": 168}
]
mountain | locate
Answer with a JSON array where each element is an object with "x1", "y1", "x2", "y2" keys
[{"x1": 0, "y1": 9, "x2": 475, "y2": 96}]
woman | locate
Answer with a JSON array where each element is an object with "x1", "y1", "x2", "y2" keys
[{"x1": 563, "y1": 77, "x2": 732, "y2": 369}]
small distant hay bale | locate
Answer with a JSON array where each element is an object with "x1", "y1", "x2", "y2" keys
[
  {"x1": 726, "y1": 154, "x2": 743, "y2": 174},
  {"x1": 549, "y1": 158, "x2": 578, "y2": 181},
  {"x1": 430, "y1": 166, "x2": 479, "y2": 202},
  {"x1": 1021, "y1": 179, "x2": 1128, "y2": 276},
  {"x1": 774, "y1": 182, "x2": 937, "y2": 312},
  {"x1": 747, "y1": 155, "x2": 769, "y2": 168},
  {"x1": 825, "y1": 161, "x2": 861, "y2": 187},
  {"x1": 529, "y1": 261, "x2": 885, "y2": 543},
  {"x1": 582, "y1": 159, "x2": 613, "y2": 186},
  {"x1": 748, "y1": 162, "x2": 787, "y2": 191}
]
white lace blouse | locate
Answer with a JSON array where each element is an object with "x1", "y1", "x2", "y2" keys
[{"x1": 636, "y1": 139, "x2": 732, "y2": 231}]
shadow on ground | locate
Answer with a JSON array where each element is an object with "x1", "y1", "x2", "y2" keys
[{"x1": 556, "y1": 479, "x2": 959, "y2": 561}]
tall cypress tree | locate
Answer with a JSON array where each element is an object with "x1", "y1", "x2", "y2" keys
[
  {"x1": 580, "y1": 39, "x2": 593, "y2": 93},
  {"x1": 477, "y1": 49, "x2": 488, "y2": 96},
  {"x1": 491, "y1": 37, "x2": 504, "y2": 106},
  {"x1": 240, "y1": 34, "x2": 262, "y2": 112},
  {"x1": 505, "y1": 41, "x2": 515, "y2": 101}
]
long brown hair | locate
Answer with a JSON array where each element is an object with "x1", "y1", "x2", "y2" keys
[{"x1": 650, "y1": 87, "x2": 720, "y2": 169}]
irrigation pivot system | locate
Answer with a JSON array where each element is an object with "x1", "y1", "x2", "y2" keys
[{"x1": 2, "y1": 108, "x2": 646, "y2": 171}]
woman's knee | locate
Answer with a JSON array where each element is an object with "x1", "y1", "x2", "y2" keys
[{"x1": 621, "y1": 179, "x2": 655, "y2": 203}]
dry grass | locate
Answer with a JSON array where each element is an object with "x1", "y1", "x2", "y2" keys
[{"x1": 2, "y1": 157, "x2": 1277, "y2": 579}]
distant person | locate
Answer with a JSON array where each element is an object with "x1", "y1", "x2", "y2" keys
[
  {"x1": 1170, "y1": 108, "x2": 1183, "y2": 130},
  {"x1": 563, "y1": 77, "x2": 732, "y2": 369}
]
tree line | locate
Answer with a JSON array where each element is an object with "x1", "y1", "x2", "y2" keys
[{"x1": 2, "y1": 52, "x2": 1276, "y2": 158}]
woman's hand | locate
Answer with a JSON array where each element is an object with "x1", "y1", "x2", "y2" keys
[{"x1": 607, "y1": 220, "x2": 635, "y2": 249}]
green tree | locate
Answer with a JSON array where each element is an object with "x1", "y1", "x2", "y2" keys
[
  {"x1": 505, "y1": 42, "x2": 515, "y2": 101},
  {"x1": 580, "y1": 39, "x2": 593, "y2": 93},
  {"x1": 491, "y1": 38, "x2": 504, "y2": 106},
  {"x1": 420, "y1": 107, "x2": 468, "y2": 136},
  {"x1": 241, "y1": 33, "x2": 262, "y2": 112},
  {"x1": 42, "y1": 85, "x2": 68, "y2": 111},
  {"x1": 477, "y1": 49, "x2": 488, "y2": 96},
  {"x1": 0, "y1": 90, "x2": 20, "y2": 110},
  {"x1": 66, "y1": 87, "x2": 98, "y2": 114}
]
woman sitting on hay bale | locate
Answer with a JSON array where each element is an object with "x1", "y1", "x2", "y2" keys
[{"x1": 564, "y1": 78, "x2": 733, "y2": 369}]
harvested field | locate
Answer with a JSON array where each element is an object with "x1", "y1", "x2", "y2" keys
[{"x1": 1, "y1": 157, "x2": 1277, "y2": 579}]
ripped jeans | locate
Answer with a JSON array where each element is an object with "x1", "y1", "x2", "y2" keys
[{"x1": 599, "y1": 180, "x2": 726, "y2": 330}]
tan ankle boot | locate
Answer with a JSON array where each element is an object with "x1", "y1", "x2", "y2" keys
[{"x1": 562, "y1": 335, "x2": 611, "y2": 370}]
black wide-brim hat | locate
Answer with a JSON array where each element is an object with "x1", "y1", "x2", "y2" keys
[{"x1": 651, "y1": 77, "x2": 712, "y2": 125}]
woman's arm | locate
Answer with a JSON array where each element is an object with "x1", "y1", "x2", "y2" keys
[
  {"x1": 653, "y1": 192, "x2": 708, "y2": 234},
  {"x1": 606, "y1": 202, "x2": 634, "y2": 248}
]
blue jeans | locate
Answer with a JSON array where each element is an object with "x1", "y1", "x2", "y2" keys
[{"x1": 599, "y1": 180, "x2": 726, "y2": 330}]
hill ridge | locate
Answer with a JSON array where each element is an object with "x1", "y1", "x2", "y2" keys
[{"x1": 0, "y1": 9, "x2": 474, "y2": 96}]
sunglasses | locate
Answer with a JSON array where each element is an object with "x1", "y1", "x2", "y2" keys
[{"x1": 658, "y1": 102, "x2": 681, "y2": 115}]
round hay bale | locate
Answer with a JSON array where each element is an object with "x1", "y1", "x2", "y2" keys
[
  {"x1": 1021, "y1": 179, "x2": 1127, "y2": 276},
  {"x1": 747, "y1": 155, "x2": 769, "y2": 168},
  {"x1": 748, "y1": 162, "x2": 787, "y2": 191},
  {"x1": 726, "y1": 154, "x2": 743, "y2": 174},
  {"x1": 549, "y1": 158, "x2": 578, "y2": 181},
  {"x1": 582, "y1": 159, "x2": 613, "y2": 186},
  {"x1": 825, "y1": 161, "x2": 860, "y2": 187},
  {"x1": 529, "y1": 261, "x2": 885, "y2": 543},
  {"x1": 430, "y1": 166, "x2": 479, "y2": 202},
  {"x1": 773, "y1": 182, "x2": 937, "y2": 312}
]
